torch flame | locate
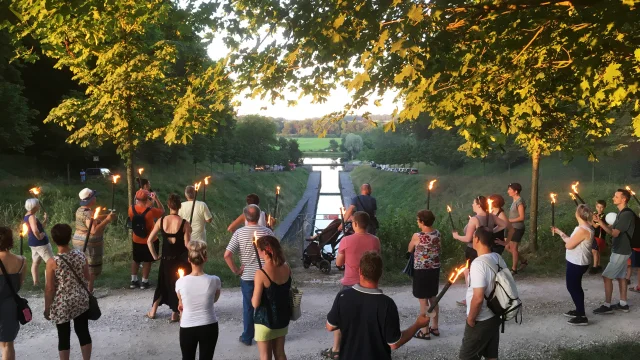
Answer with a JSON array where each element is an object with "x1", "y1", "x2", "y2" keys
[
  {"x1": 569, "y1": 193, "x2": 576, "y2": 200},
  {"x1": 93, "y1": 207, "x2": 102, "y2": 219},
  {"x1": 340, "y1": 206, "x2": 345, "y2": 216},
  {"x1": 267, "y1": 214, "x2": 271, "y2": 225},
  {"x1": 178, "y1": 268, "x2": 185, "y2": 278},
  {"x1": 447, "y1": 205, "x2": 452, "y2": 212},
  {"x1": 112, "y1": 174, "x2": 120, "y2": 184},
  {"x1": 550, "y1": 193, "x2": 557, "y2": 203},
  {"x1": 204, "y1": 176, "x2": 211, "y2": 185},
  {"x1": 448, "y1": 260, "x2": 469, "y2": 283},
  {"x1": 138, "y1": 168, "x2": 144, "y2": 176},
  {"x1": 487, "y1": 198, "x2": 494, "y2": 213},
  {"x1": 20, "y1": 223, "x2": 28, "y2": 237},
  {"x1": 253, "y1": 231, "x2": 258, "y2": 245},
  {"x1": 626, "y1": 186, "x2": 635, "y2": 196},
  {"x1": 194, "y1": 182, "x2": 202, "y2": 191},
  {"x1": 276, "y1": 186, "x2": 281, "y2": 195},
  {"x1": 29, "y1": 187, "x2": 40, "y2": 196},
  {"x1": 428, "y1": 180, "x2": 437, "y2": 190},
  {"x1": 571, "y1": 181, "x2": 580, "y2": 194}
]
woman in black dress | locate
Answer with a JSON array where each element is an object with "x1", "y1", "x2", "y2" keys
[
  {"x1": 489, "y1": 194, "x2": 510, "y2": 254},
  {"x1": 146, "y1": 194, "x2": 192, "y2": 322}
]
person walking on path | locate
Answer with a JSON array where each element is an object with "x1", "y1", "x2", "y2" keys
[
  {"x1": 453, "y1": 196, "x2": 513, "y2": 306},
  {"x1": 322, "y1": 212, "x2": 380, "y2": 359},
  {"x1": 24, "y1": 198, "x2": 53, "y2": 286},
  {"x1": 79, "y1": 170, "x2": 85, "y2": 183},
  {"x1": 507, "y1": 183, "x2": 529, "y2": 273},
  {"x1": 176, "y1": 240, "x2": 221, "y2": 360},
  {"x1": 593, "y1": 189, "x2": 634, "y2": 314},
  {"x1": 407, "y1": 210, "x2": 441, "y2": 340},
  {"x1": 552, "y1": 204, "x2": 594, "y2": 326},
  {"x1": 72, "y1": 188, "x2": 115, "y2": 293},
  {"x1": 252, "y1": 236, "x2": 291, "y2": 360},
  {"x1": 224, "y1": 204, "x2": 275, "y2": 346},
  {"x1": 341, "y1": 184, "x2": 378, "y2": 235},
  {"x1": 590, "y1": 200, "x2": 607, "y2": 274},
  {"x1": 227, "y1": 194, "x2": 268, "y2": 232},
  {"x1": 488, "y1": 194, "x2": 510, "y2": 255},
  {"x1": 44, "y1": 224, "x2": 92, "y2": 360},
  {"x1": 326, "y1": 251, "x2": 430, "y2": 360},
  {"x1": 0, "y1": 227, "x2": 27, "y2": 360},
  {"x1": 459, "y1": 226, "x2": 508, "y2": 360},
  {"x1": 128, "y1": 189, "x2": 165, "y2": 290},
  {"x1": 178, "y1": 186, "x2": 212, "y2": 242},
  {"x1": 146, "y1": 194, "x2": 191, "y2": 322}
]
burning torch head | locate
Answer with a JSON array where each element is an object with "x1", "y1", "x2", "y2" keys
[
  {"x1": 448, "y1": 260, "x2": 469, "y2": 283},
  {"x1": 276, "y1": 186, "x2": 281, "y2": 195},
  {"x1": 626, "y1": 186, "x2": 635, "y2": 196},
  {"x1": 194, "y1": 182, "x2": 202, "y2": 192},
  {"x1": 178, "y1": 268, "x2": 185, "y2": 278},
  {"x1": 569, "y1": 193, "x2": 576, "y2": 200},
  {"x1": 138, "y1": 168, "x2": 144, "y2": 176},
  {"x1": 93, "y1": 207, "x2": 102, "y2": 219},
  {"x1": 428, "y1": 180, "x2": 437, "y2": 191},
  {"x1": 204, "y1": 176, "x2": 211, "y2": 185},
  {"x1": 112, "y1": 175, "x2": 120, "y2": 184},
  {"x1": 447, "y1": 205, "x2": 452, "y2": 213},
  {"x1": 29, "y1": 187, "x2": 40, "y2": 196},
  {"x1": 487, "y1": 198, "x2": 494, "y2": 213},
  {"x1": 20, "y1": 223, "x2": 28, "y2": 237},
  {"x1": 571, "y1": 181, "x2": 580, "y2": 194},
  {"x1": 550, "y1": 193, "x2": 557, "y2": 203}
]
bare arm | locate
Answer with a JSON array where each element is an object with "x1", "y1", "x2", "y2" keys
[
  {"x1": 251, "y1": 271, "x2": 264, "y2": 309},
  {"x1": 153, "y1": 195, "x2": 165, "y2": 212},
  {"x1": 389, "y1": 315, "x2": 430, "y2": 350},
  {"x1": 224, "y1": 250, "x2": 243, "y2": 275},
  {"x1": 147, "y1": 219, "x2": 162, "y2": 260},
  {"x1": 28, "y1": 215, "x2": 45, "y2": 240},
  {"x1": 44, "y1": 258, "x2": 57, "y2": 316},
  {"x1": 227, "y1": 214, "x2": 245, "y2": 232},
  {"x1": 597, "y1": 220, "x2": 620, "y2": 238},
  {"x1": 343, "y1": 204, "x2": 356, "y2": 222},
  {"x1": 93, "y1": 212, "x2": 115, "y2": 233},
  {"x1": 466, "y1": 287, "x2": 485, "y2": 326},
  {"x1": 183, "y1": 221, "x2": 192, "y2": 248},
  {"x1": 553, "y1": 227, "x2": 589, "y2": 250},
  {"x1": 408, "y1": 233, "x2": 419, "y2": 253},
  {"x1": 335, "y1": 252, "x2": 345, "y2": 267},
  {"x1": 214, "y1": 288, "x2": 221, "y2": 303},
  {"x1": 510, "y1": 204, "x2": 525, "y2": 223},
  {"x1": 454, "y1": 218, "x2": 477, "y2": 243},
  {"x1": 19, "y1": 256, "x2": 27, "y2": 285}
]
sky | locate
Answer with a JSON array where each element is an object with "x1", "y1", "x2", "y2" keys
[{"x1": 206, "y1": 36, "x2": 398, "y2": 120}]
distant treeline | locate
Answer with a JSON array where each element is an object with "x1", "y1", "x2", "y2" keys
[{"x1": 237, "y1": 114, "x2": 392, "y2": 137}]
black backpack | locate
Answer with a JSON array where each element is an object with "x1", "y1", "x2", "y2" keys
[
  {"x1": 131, "y1": 206, "x2": 151, "y2": 238},
  {"x1": 620, "y1": 208, "x2": 640, "y2": 248}
]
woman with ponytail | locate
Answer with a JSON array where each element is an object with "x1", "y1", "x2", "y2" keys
[
  {"x1": 175, "y1": 240, "x2": 222, "y2": 359},
  {"x1": 251, "y1": 236, "x2": 291, "y2": 360}
]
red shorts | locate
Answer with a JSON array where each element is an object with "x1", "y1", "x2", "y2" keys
[{"x1": 593, "y1": 237, "x2": 606, "y2": 252}]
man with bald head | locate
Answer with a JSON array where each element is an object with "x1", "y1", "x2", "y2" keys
[{"x1": 341, "y1": 183, "x2": 379, "y2": 235}]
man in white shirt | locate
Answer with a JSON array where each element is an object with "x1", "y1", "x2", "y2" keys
[
  {"x1": 459, "y1": 226, "x2": 506, "y2": 360},
  {"x1": 224, "y1": 204, "x2": 274, "y2": 346},
  {"x1": 178, "y1": 186, "x2": 213, "y2": 242}
]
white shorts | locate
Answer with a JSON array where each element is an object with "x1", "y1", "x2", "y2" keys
[
  {"x1": 30, "y1": 243, "x2": 54, "y2": 262},
  {"x1": 602, "y1": 253, "x2": 631, "y2": 279}
]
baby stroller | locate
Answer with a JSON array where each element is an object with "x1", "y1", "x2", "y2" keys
[{"x1": 302, "y1": 219, "x2": 353, "y2": 274}]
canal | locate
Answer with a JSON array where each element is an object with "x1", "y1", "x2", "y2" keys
[{"x1": 302, "y1": 157, "x2": 344, "y2": 232}]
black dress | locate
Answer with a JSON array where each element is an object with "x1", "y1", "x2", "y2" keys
[
  {"x1": 153, "y1": 216, "x2": 190, "y2": 312},
  {"x1": 492, "y1": 209, "x2": 506, "y2": 255}
]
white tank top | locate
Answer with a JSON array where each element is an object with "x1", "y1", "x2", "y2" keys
[{"x1": 565, "y1": 225, "x2": 593, "y2": 266}]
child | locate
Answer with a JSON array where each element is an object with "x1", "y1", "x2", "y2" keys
[{"x1": 590, "y1": 200, "x2": 606, "y2": 274}]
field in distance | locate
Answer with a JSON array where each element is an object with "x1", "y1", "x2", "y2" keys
[{"x1": 291, "y1": 137, "x2": 335, "y2": 151}]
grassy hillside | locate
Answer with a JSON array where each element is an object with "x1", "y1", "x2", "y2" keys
[
  {"x1": 1, "y1": 158, "x2": 309, "y2": 290},
  {"x1": 351, "y1": 155, "x2": 638, "y2": 283}
]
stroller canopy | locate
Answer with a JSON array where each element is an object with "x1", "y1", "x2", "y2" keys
[{"x1": 316, "y1": 219, "x2": 344, "y2": 248}]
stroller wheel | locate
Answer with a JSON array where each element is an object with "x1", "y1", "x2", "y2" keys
[
  {"x1": 303, "y1": 260, "x2": 311, "y2": 269},
  {"x1": 319, "y1": 260, "x2": 331, "y2": 274}
]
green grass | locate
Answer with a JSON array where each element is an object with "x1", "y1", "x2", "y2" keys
[
  {"x1": 291, "y1": 137, "x2": 336, "y2": 151},
  {"x1": 1, "y1": 158, "x2": 310, "y2": 291},
  {"x1": 351, "y1": 155, "x2": 636, "y2": 284},
  {"x1": 553, "y1": 341, "x2": 640, "y2": 360}
]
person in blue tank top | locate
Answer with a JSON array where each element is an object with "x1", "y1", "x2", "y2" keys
[{"x1": 24, "y1": 198, "x2": 53, "y2": 286}]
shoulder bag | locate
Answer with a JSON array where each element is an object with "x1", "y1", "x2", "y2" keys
[
  {"x1": 59, "y1": 255, "x2": 101, "y2": 321},
  {"x1": 0, "y1": 258, "x2": 32, "y2": 324}
]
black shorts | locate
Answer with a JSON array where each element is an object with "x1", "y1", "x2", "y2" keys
[
  {"x1": 413, "y1": 268, "x2": 440, "y2": 299},
  {"x1": 511, "y1": 228, "x2": 525, "y2": 243},
  {"x1": 459, "y1": 316, "x2": 501, "y2": 360},
  {"x1": 465, "y1": 246, "x2": 478, "y2": 263},
  {"x1": 132, "y1": 241, "x2": 158, "y2": 263},
  {"x1": 631, "y1": 250, "x2": 640, "y2": 268}
]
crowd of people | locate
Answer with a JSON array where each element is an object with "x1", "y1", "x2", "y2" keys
[{"x1": 0, "y1": 177, "x2": 639, "y2": 360}]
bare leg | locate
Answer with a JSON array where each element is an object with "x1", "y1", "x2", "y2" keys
[
  {"x1": 131, "y1": 261, "x2": 140, "y2": 277},
  {"x1": 80, "y1": 343, "x2": 92, "y2": 360},
  {"x1": 332, "y1": 330, "x2": 341, "y2": 352},
  {"x1": 142, "y1": 262, "x2": 152, "y2": 280},
  {"x1": 603, "y1": 276, "x2": 613, "y2": 303},
  {"x1": 618, "y1": 278, "x2": 628, "y2": 302},
  {"x1": 1, "y1": 342, "x2": 16, "y2": 360},
  {"x1": 31, "y1": 258, "x2": 41, "y2": 286},
  {"x1": 511, "y1": 242, "x2": 520, "y2": 271},
  {"x1": 272, "y1": 336, "x2": 287, "y2": 360},
  {"x1": 147, "y1": 298, "x2": 161, "y2": 318},
  {"x1": 171, "y1": 311, "x2": 180, "y2": 322},
  {"x1": 427, "y1": 297, "x2": 439, "y2": 331},
  {"x1": 58, "y1": 350, "x2": 70, "y2": 360},
  {"x1": 257, "y1": 340, "x2": 273, "y2": 360},
  {"x1": 592, "y1": 249, "x2": 600, "y2": 268},
  {"x1": 88, "y1": 273, "x2": 97, "y2": 293},
  {"x1": 418, "y1": 298, "x2": 429, "y2": 333},
  {"x1": 636, "y1": 269, "x2": 640, "y2": 288}
]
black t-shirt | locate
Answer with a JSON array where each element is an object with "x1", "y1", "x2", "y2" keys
[
  {"x1": 351, "y1": 195, "x2": 377, "y2": 216},
  {"x1": 326, "y1": 285, "x2": 401, "y2": 360}
]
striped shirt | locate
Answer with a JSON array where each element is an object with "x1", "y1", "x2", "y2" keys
[{"x1": 226, "y1": 225, "x2": 275, "y2": 281}]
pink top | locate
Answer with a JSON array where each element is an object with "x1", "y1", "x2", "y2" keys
[{"x1": 338, "y1": 233, "x2": 381, "y2": 286}]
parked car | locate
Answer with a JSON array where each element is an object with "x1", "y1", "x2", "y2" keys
[
  {"x1": 85, "y1": 168, "x2": 111, "y2": 179},
  {"x1": 371, "y1": 162, "x2": 377, "y2": 167},
  {"x1": 410, "y1": 168, "x2": 419, "y2": 174}
]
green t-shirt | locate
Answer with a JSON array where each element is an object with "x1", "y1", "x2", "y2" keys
[{"x1": 612, "y1": 208, "x2": 634, "y2": 256}]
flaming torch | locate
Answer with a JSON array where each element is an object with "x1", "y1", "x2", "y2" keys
[
  {"x1": 83, "y1": 207, "x2": 102, "y2": 252},
  {"x1": 447, "y1": 205, "x2": 455, "y2": 230},
  {"x1": 110, "y1": 175, "x2": 120, "y2": 211},
  {"x1": 189, "y1": 182, "x2": 202, "y2": 224},
  {"x1": 487, "y1": 198, "x2": 494, "y2": 214},
  {"x1": 19, "y1": 223, "x2": 28, "y2": 256},
  {"x1": 569, "y1": 192, "x2": 578, "y2": 206},
  {"x1": 273, "y1": 186, "x2": 281, "y2": 220},
  {"x1": 29, "y1": 187, "x2": 47, "y2": 214},
  {"x1": 427, "y1": 180, "x2": 437, "y2": 210},
  {"x1": 253, "y1": 231, "x2": 262, "y2": 269},
  {"x1": 137, "y1": 168, "x2": 144, "y2": 188},
  {"x1": 340, "y1": 206, "x2": 346, "y2": 229},
  {"x1": 178, "y1": 268, "x2": 185, "y2": 279},
  {"x1": 427, "y1": 260, "x2": 469, "y2": 313},
  {"x1": 550, "y1": 193, "x2": 557, "y2": 234},
  {"x1": 625, "y1": 186, "x2": 640, "y2": 207},
  {"x1": 571, "y1": 182, "x2": 585, "y2": 204},
  {"x1": 203, "y1": 176, "x2": 211, "y2": 202}
]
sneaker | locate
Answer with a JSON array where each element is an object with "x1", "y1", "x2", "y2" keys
[
  {"x1": 588, "y1": 267, "x2": 598, "y2": 275},
  {"x1": 130, "y1": 280, "x2": 140, "y2": 289},
  {"x1": 563, "y1": 310, "x2": 579, "y2": 318},
  {"x1": 611, "y1": 303, "x2": 630, "y2": 313},
  {"x1": 567, "y1": 316, "x2": 588, "y2": 326},
  {"x1": 595, "y1": 266, "x2": 603, "y2": 274},
  {"x1": 593, "y1": 305, "x2": 613, "y2": 314},
  {"x1": 140, "y1": 281, "x2": 151, "y2": 290}
]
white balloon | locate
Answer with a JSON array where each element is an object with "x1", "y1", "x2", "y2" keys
[{"x1": 605, "y1": 212, "x2": 617, "y2": 225}]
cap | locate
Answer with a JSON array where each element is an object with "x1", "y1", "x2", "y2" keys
[
  {"x1": 135, "y1": 189, "x2": 151, "y2": 201},
  {"x1": 79, "y1": 188, "x2": 97, "y2": 206}
]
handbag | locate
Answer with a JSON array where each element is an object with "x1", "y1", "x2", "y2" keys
[
  {"x1": 402, "y1": 251, "x2": 414, "y2": 277},
  {"x1": 59, "y1": 255, "x2": 101, "y2": 321},
  {"x1": 0, "y1": 258, "x2": 32, "y2": 325},
  {"x1": 289, "y1": 270, "x2": 303, "y2": 321}
]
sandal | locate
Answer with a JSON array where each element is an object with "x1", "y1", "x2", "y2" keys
[
  {"x1": 629, "y1": 286, "x2": 640, "y2": 293},
  {"x1": 510, "y1": 268, "x2": 518, "y2": 275},
  {"x1": 413, "y1": 329, "x2": 430, "y2": 340},
  {"x1": 144, "y1": 312, "x2": 156, "y2": 320},
  {"x1": 518, "y1": 259, "x2": 529, "y2": 271},
  {"x1": 321, "y1": 348, "x2": 339, "y2": 359},
  {"x1": 456, "y1": 299, "x2": 467, "y2": 306},
  {"x1": 429, "y1": 327, "x2": 440, "y2": 337}
]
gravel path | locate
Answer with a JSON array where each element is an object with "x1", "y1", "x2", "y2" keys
[{"x1": 15, "y1": 274, "x2": 640, "y2": 359}]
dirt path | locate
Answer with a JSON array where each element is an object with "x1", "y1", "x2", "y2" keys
[{"x1": 15, "y1": 273, "x2": 640, "y2": 359}]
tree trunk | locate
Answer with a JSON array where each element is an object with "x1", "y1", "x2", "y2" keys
[
  {"x1": 508, "y1": 162, "x2": 511, "y2": 178},
  {"x1": 592, "y1": 162, "x2": 595, "y2": 184},
  {"x1": 529, "y1": 150, "x2": 541, "y2": 252},
  {"x1": 126, "y1": 152, "x2": 135, "y2": 207}
]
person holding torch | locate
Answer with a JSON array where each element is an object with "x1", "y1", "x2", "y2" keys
[
  {"x1": 178, "y1": 185, "x2": 212, "y2": 242},
  {"x1": 128, "y1": 189, "x2": 165, "y2": 290},
  {"x1": 24, "y1": 198, "x2": 53, "y2": 286},
  {"x1": 72, "y1": 188, "x2": 115, "y2": 293}
]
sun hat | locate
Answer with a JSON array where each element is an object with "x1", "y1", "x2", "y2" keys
[
  {"x1": 135, "y1": 189, "x2": 151, "y2": 201},
  {"x1": 79, "y1": 188, "x2": 97, "y2": 206}
]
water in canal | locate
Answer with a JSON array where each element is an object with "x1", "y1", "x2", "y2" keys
[{"x1": 302, "y1": 157, "x2": 343, "y2": 232}]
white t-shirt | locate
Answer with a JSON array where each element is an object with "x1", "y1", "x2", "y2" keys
[
  {"x1": 178, "y1": 201, "x2": 213, "y2": 242},
  {"x1": 245, "y1": 211, "x2": 267, "y2": 227},
  {"x1": 466, "y1": 252, "x2": 508, "y2": 322},
  {"x1": 175, "y1": 274, "x2": 221, "y2": 328},
  {"x1": 566, "y1": 225, "x2": 593, "y2": 266}
]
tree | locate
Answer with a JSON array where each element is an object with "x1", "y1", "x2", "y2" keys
[
  {"x1": 6, "y1": 1, "x2": 235, "y2": 204},
  {"x1": 329, "y1": 139, "x2": 339, "y2": 152},
  {"x1": 343, "y1": 134, "x2": 363, "y2": 160},
  {"x1": 234, "y1": 115, "x2": 278, "y2": 166}
]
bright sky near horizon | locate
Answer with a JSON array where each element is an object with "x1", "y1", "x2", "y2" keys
[{"x1": 206, "y1": 36, "x2": 398, "y2": 120}]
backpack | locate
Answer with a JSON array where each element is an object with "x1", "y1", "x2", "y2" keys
[
  {"x1": 476, "y1": 256, "x2": 523, "y2": 333},
  {"x1": 619, "y1": 208, "x2": 640, "y2": 248},
  {"x1": 130, "y1": 206, "x2": 151, "y2": 238}
]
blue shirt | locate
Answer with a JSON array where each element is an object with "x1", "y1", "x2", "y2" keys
[{"x1": 23, "y1": 215, "x2": 49, "y2": 247}]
